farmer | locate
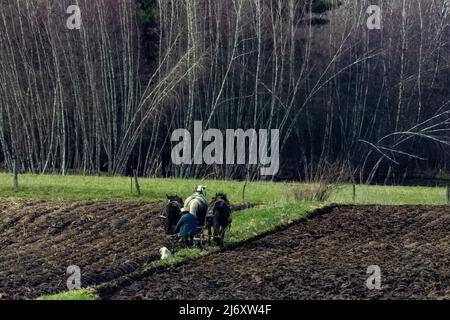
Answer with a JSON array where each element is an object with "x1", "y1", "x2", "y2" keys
[
  {"x1": 183, "y1": 185, "x2": 208, "y2": 226},
  {"x1": 175, "y1": 207, "x2": 199, "y2": 247}
]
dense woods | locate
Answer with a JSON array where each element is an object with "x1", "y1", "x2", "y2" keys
[{"x1": 0, "y1": 0, "x2": 449, "y2": 182}]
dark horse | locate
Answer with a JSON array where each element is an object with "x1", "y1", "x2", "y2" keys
[
  {"x1": 164, "y1": 195, "x2": 183, "y2": 235},
  {"x1": 205, "y1": 193, "x2": 232, "y2": 247}
]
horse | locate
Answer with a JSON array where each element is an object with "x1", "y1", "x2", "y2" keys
[
  {"x1": 206, "y1": 193, "x2": 232, "y2": 247},
  {"x1": 184, "y1": 186, "x2": 208, "y2": 229},
  {"x1": 164, "y1": 194, "x2": 183, "y2": 235}
]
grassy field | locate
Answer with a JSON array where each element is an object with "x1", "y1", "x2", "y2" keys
[
  {"x1": 328, "y1": 184, "x2": 449, "y2": 205},
  {"x1": 0, "y1": 173, "x2": 297, "y2": 204},
  {"x1": 0, "y1": 173, "x2": 448, "y2": 205},
  {"x1": 0, "y1": 172, "x2": 448, "y2": 300}
]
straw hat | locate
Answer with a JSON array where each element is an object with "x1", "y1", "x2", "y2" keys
[{"x1": 195, "y1": 185, "x2": 207, "y2": 196}]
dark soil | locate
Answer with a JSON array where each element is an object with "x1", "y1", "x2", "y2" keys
[
  {"x1": 0, "y1": 199, "x2": 254, "y2": 299},
  {"x1": 0, "y1": 200, "x2": 167, "y2": 299},
  {"x1": 106, "y1": 205, "x2": 450, "y2": 300}
]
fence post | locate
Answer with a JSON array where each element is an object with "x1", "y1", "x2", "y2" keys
[
  {"x1": 242, "y1": 171, "x2": 249, "y2": 203},
  {"x1": 130, "y1": 167, "x2": 133, "y2": 193},
  {"x1": 352, "y1": 183, "x2": 356, "y2": 202},
  {"x1": 134, "y1": 169, "x2": 141, "y2": 196},
  {"x1": 350, "y1": 170, "x2": 356, "y2": 203},
  {"x1": 12, "y1": 158, "x2": 19, "y2": 192}
]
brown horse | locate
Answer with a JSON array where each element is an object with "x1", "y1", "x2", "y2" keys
[
  {"x1": 205, "y1": 193, "x2": 232, "y2": 247},
  {"x1": 164, "y1": 195, "x2": 183, "y2": 235}
]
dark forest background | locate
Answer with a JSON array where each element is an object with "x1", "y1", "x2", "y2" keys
[{"x1": 0, "y1": 0, "x2": 449, "y2": 182}]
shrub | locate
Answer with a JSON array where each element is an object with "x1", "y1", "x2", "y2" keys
[{"x1": 293, "y1": 161, "x2": 352, "y2": 202}]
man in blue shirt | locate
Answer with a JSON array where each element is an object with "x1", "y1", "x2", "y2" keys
[{"x1": 175, "y1": 207, "x2": 199, "y2": 247}]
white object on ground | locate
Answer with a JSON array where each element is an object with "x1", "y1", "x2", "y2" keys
[{"x1": 159, "y1": 247, "x2": 172, "y2": 260}]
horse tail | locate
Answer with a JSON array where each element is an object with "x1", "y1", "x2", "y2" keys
[{"x1": 213, "y1": 208, "x2": 220, "y2": 244}]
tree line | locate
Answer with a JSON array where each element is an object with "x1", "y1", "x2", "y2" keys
[{"x1": 0, "y1": 0, "x2": 449, "y2": 182}]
